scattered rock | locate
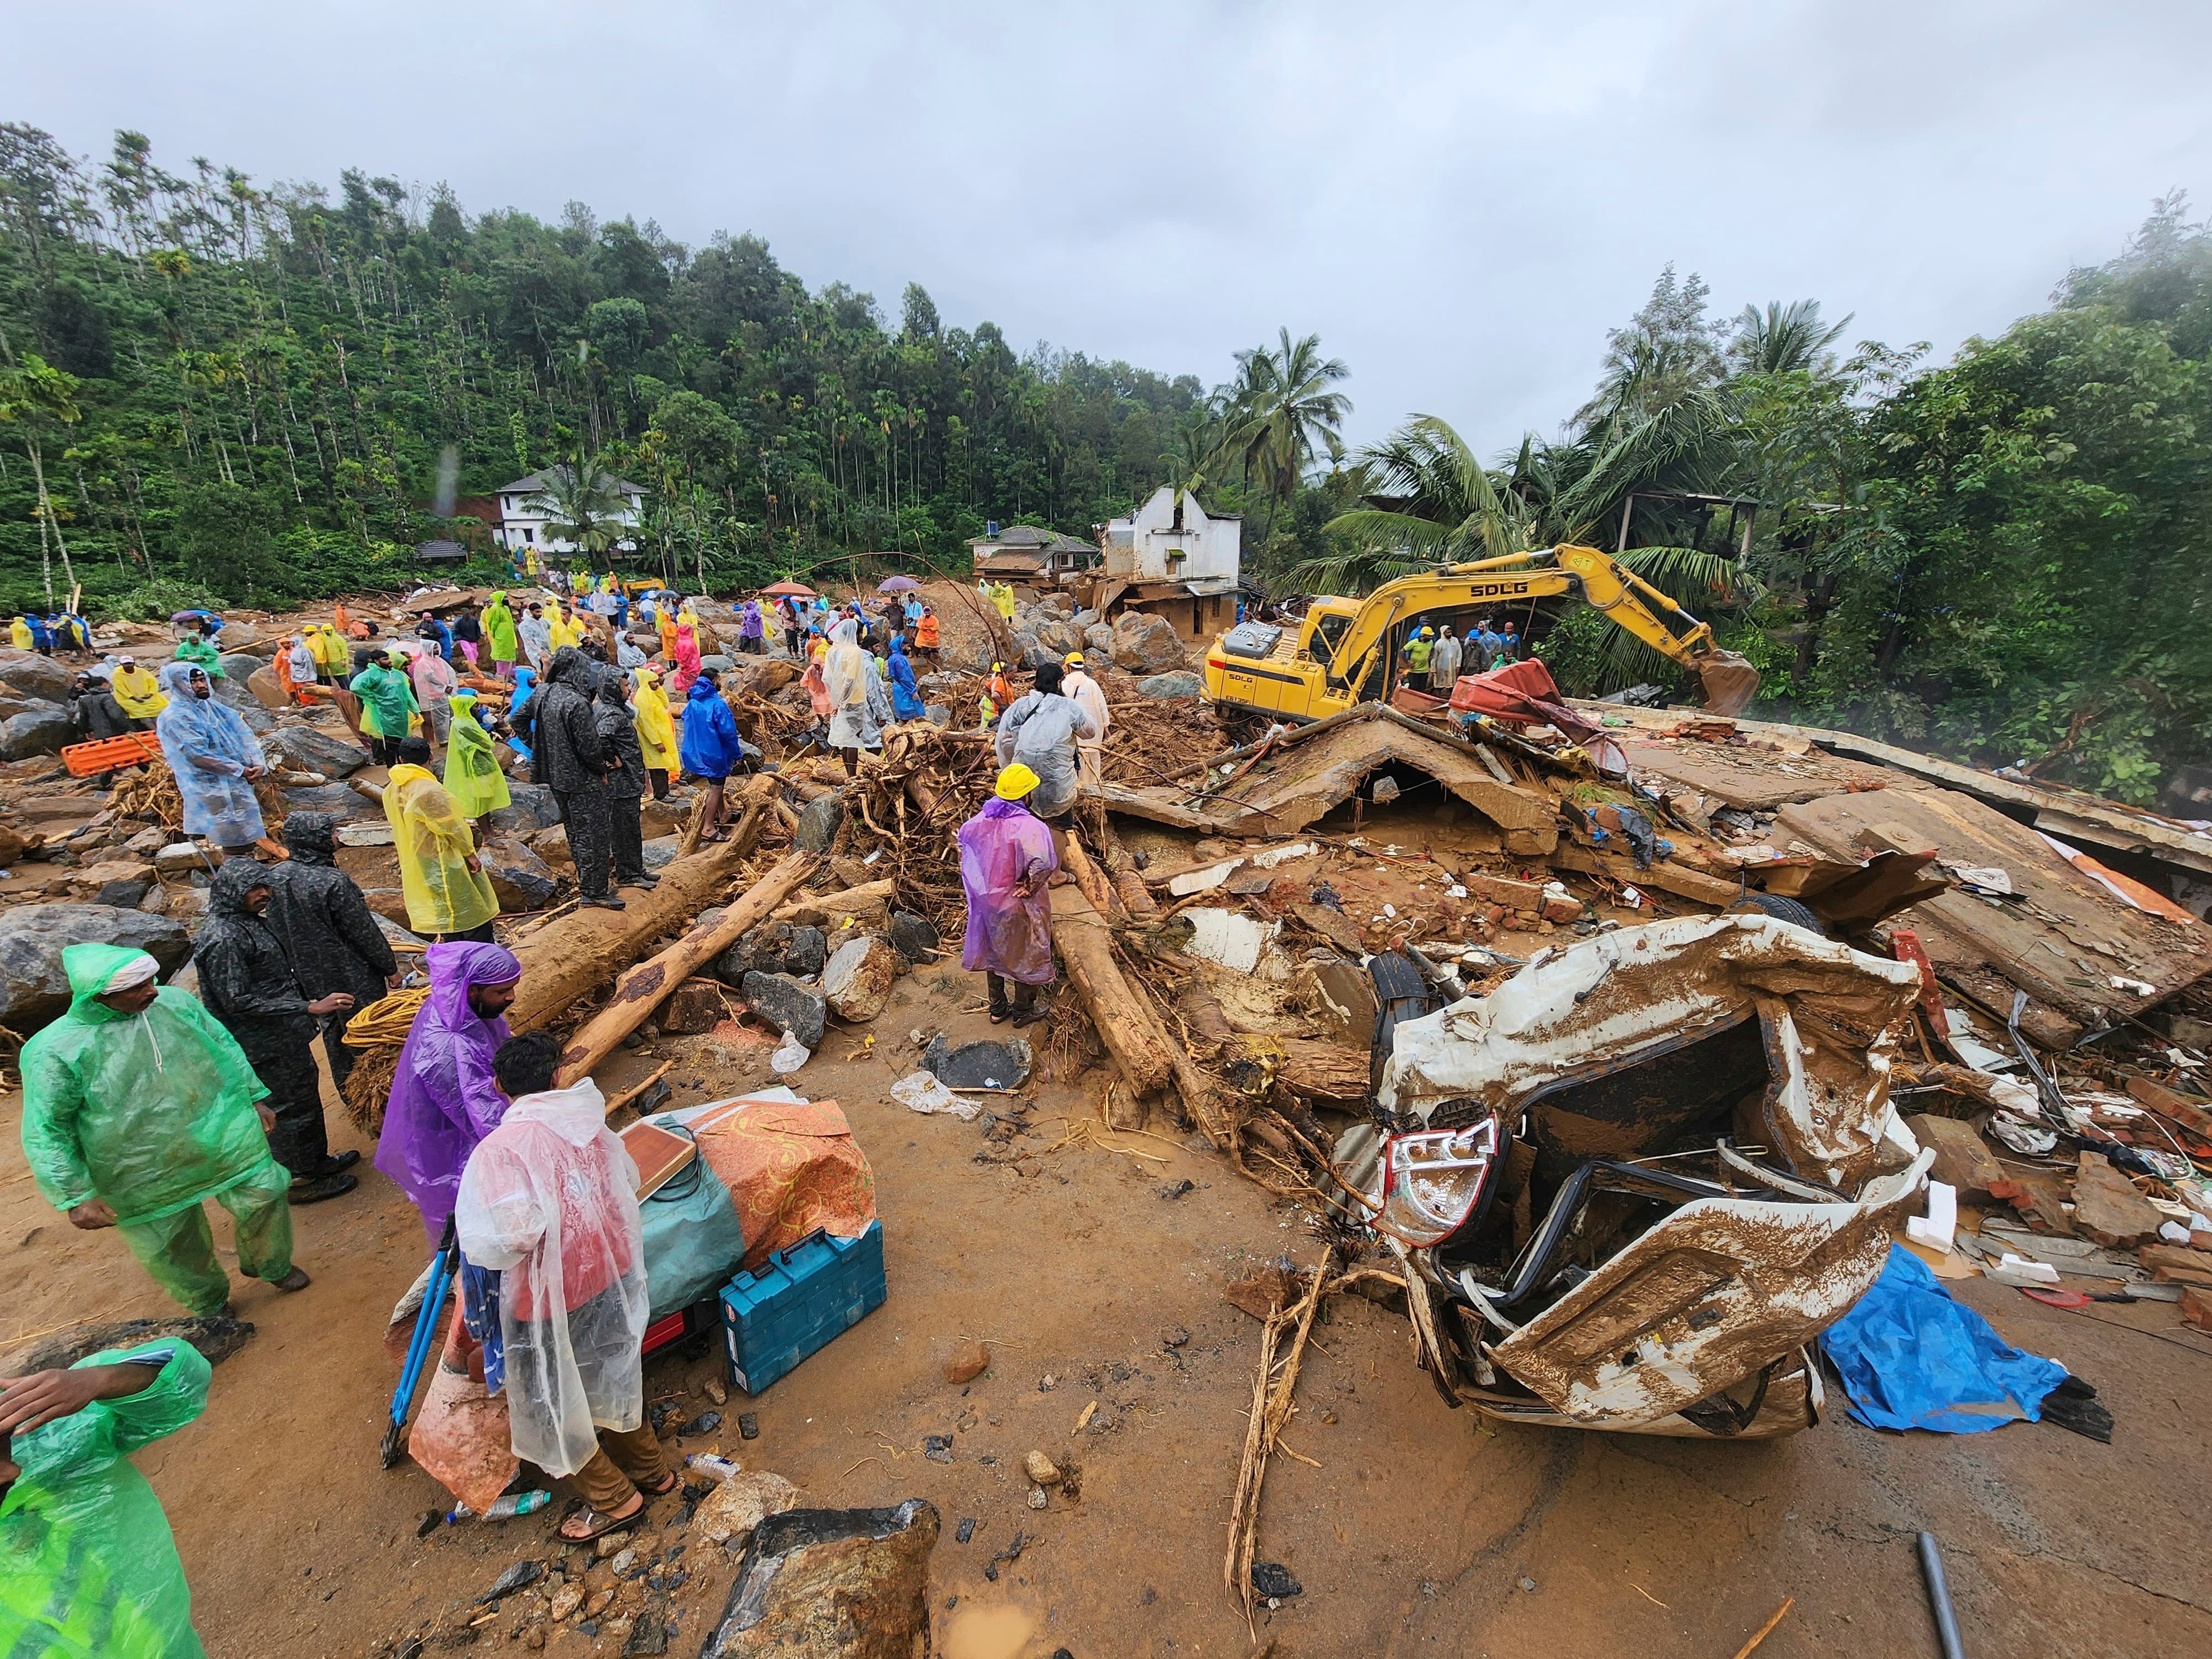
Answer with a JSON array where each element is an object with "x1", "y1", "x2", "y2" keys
[
  {"x1": 265, "y1": 724, "x2": 368, "y2": 778},
  {"x1": 1158, "y1": 1178, "x2": 1193, "y2": 1201},
  {"x1": 794, "y1": 791, "x2": 844, "y2": 854},
  {"x1": 639, "y1": 796, "x2": 687, "y2": 839},
  {"x1": 739, "y1": 972, "x2": 827, "y2": 1050},
  {"x1": 921, "y1": 1435, "x2": 953, "y2": 1464},
  {"x1": 1225, "y1": 1261, "x2": 1297, "y2": 1321},
  {"x1": 690, "y1": 1469, "x2": 801, "y2": 1547},
  {"x1": 479, "y1": 1561, "x2": 543, "y2": 1604},
  {"x1": 658, "y1": 979, "x2": 727, "y2": 1037},
  {"x1": 246, "y1": 665, "x2": 288, "y2": 709},
  {"x1": 478, "y1": 836, "x2": 560, "y2": 912},
  {"x1": 1250, "y1": 1562, "x2": 1302, "y2": 1600},
  {"x1": 1162, "y1": 1327, "x2": 1190, "y2": 1349},
  {"x1": 1109, "y1": 611, "x2": 1187, "y2": 676},
  {"x1": 549, "y1": 1584, "x2": 585, "y2": 1621},
  {"x1": 642, "y1": 836, "x2": 681, "y2": 872},
  {"x1": 1907, "y1": 1114, "x2": 2004, "y2": 1196},
  {"x1": 2181, "y1": 1285, "x2": 2212, "y2": 1332},
  {"x1": 702, "y1": 1376, "x2": 728, "y2": 1406},
  {"x1": 679, "y1": 1410, "x2": 723, "y2": 1437},
  {"x1": 1022, "y1": 1449, "x2": 1060, "y2": 1487},
  {"x1": 2073, "y1": 1151, "x2": 2165, "y2": 1249},
  {"x1": 0, "y1": 903, "x2": 192, "y2": 1032},
  {"x1": 276, "y1": 782, "x2": 382, "y2": 825},
  {"x1": 623, "y1": 1611, "x2": 668, "y2": 1656},
  {"x1": 71, "y1": 858, "x2": 155, "y2": 894},
  {"x1": 887, "y1": 911, "x2": 940, "y2": 965},
  {"x1": 486, "y1": 781, "x2": 564, "y2": 834},
  {"x1": 93, "y1": 878, "x2": 152, "y2": 910},
  {"x1": 699, "y1": 1501, "x2": 938, "y2": 1657},
  {"x1": 942, "y1": 1340, "x2": 990, "y2": 1385},
  {"x1": 716, "y1": 922, "x2": 826, "y2": 985},
  {"x1": 1136, "y1": 671, "x2": 1204, "y2": 700},
  {"x1": 1026, "y1": 1486, "x2": 1048, "y2": 1510},
  {"x1": 954, "y1": 1517, "x2": 975, "y2": 1545},
  {"x1": 922, "y1": 1035, "x2": 1032, "y2": 1090},
  {"x1": 822, "y1": 935, "x2": 898, "y2": 1022},
  {"x1": 1, "y1": 701, "x2": 73, "y2": 760}
]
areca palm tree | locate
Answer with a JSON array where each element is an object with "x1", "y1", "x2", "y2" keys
[
  {"x1": 0, "y1": 352, "x2": 84, "y2": 607},
  {"x1": 1224, "y1": 328, "x2": 1350, "y2": 542}
]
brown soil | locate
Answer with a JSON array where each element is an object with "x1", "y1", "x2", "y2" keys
[{"x1": 7, "y1": 945, "x2": 2211, "y2": 1657}]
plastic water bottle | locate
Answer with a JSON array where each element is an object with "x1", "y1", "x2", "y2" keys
[
  {"x1": 447, "y1": 1489, "x2": 553, "y2": 1523},
  {"x1": 686, "y1": 1453, "x2": 742, "y2": 1483}
]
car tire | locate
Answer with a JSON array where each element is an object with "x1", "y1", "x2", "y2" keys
[{"x1": 1724, "y1": 892, "x2": 1824, "y2": 935}]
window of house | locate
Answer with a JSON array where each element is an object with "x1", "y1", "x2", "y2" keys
[{"x1": 522, "y1": 529, "x2": 534, "y2": 544}]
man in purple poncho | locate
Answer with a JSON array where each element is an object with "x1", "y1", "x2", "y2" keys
[
  {"x1": 374, "y1": 940, "x2": 524, "y2": 1240},
  {"x1": 957, "y1": 763, "x2": 1059, "y2": 1026}
]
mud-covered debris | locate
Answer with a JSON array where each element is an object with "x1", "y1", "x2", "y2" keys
[
  {"x1": 479, "y1": 1560, "x2": 543, "y2": 1603},
  {"x1": 17, "y1": 1314, "x2": 255, "y2": 1374},
  {"x1": 679, "y1": 1410, "x2": 723, "y2": 1437},
  {"x1": 1023, "y1": 1449, "x2": 1061, "y2": 1486},
  {"x1": 954, "y1": 1517, "x2": 977, "y2": 1544},
  {"x1": 924, "y1": 1034, "x2": 1033, "y2": 1089},
  {"x1": 1250, "y1": 1562, "x2": 1302, "y2": 1600},
  {"x1": 922, "y1": 1434, "x2": 953, "y2": 1464},
  {"x1": 1159, "y1": 1178, "x2": 1193, "y2": 1201},
  {"x1": 738, "y1": 1413, "x2": 759, "y2": 1440}
]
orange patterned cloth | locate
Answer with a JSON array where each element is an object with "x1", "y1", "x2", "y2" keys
[{"x1": 693, "y1": 1098, "x2": 877, "y2": 1271}]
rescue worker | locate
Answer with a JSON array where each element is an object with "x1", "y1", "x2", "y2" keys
[
  {"x1": 264, "y1": 811, "x2": 403, "y2": 1095},
  {"x1": 534, "y1": 646, "x2": 620, "y2": 910},
  {"x1": 482, "y1": 591, "x2": 520, "y2": 681},
  {"x1": 1428, "y1": 623, "x2": 1463, "y2": 693},
  {"x1": 914, "y1": 603, "x2": 940, "y2": 665},
  {"x1": 677, "y1": 668, "x2": 744, "y2": 842},
  {"x1": 594, "y1": 668, "x2": 655, "y2": 891},
  {"x1": 957, "y1": 764, "x2": 1058, "y2": 1026},
  {"x1": 375, "y1": 940, "x2": 523, "y2": 1241},
  {"x1": 19, "y1": 943, "x2": 311, "y2": 1316},
  {"x1": 442, "y1": 690, "x2": 512, "y2": 826},
  {"x1": 153, "y1": 662, "x2": 267, "y2": 854},
  {"x1": 348, "y1": 649, "x2": 419, "y2": 767},
  {"x1": 823, "y1": 617, "x2": 890, "y2": 778},
  {"x1": 384, "y1": 735, "x2": 501, "y2": 942},
  {"x1": 108, "y1": 655, "x2": 166, "y2": 726},
  {"x1": 631, "y1": 666, "x2": 676, "y2": 800},
  {"x1": 993, "y1": 659, "x2": 1098, "y2": 823},
  {"x1": 1060, "y1": 651, "x2": 1109, "y2": 792}
]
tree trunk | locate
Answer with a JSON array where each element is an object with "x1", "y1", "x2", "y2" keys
[
  {"x1": 1048, "y1": 884, "x2": 1173, "y2": 1125},
  {"x1": 554, "y1": 848, "x2": 818, "y2": 1087}
]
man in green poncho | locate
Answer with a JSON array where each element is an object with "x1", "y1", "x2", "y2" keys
[
  {"x1": 18, "y1": 943, "x2": 314, "y2": 1317},
  {"x1": 442, "y1": 690, "x2": 511, "y2": 825},
  {"x1": 1, "y1": 1339, "x2": 214, "y2": 1658},
  {"x1": 348, "y1": 648, "x2": 419, "y2": 767},
  {"x1": 482, "y1": 591, "x2": 519, "y2": 682}
]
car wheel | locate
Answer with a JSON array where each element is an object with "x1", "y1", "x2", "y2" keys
[{"x1": 1724, "y1": 892, "x2": 1824, "y2": 935}]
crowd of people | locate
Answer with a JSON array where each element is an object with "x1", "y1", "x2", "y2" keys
[
  {"x1": 1398, "y1": 615, "x2": 1521, "y2": 695},
  {"x1": 2, "y1": 564, "x2": 1146, "y2": 1646}
]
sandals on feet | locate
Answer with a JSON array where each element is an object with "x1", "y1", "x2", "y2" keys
[{"x1": 559, "y1": 1499, "x2": 643, "y2": 1544}]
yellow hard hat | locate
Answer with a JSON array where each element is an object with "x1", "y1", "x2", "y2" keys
[
  {"x1": 1064, "y1": 651, "x2": 1084, "y2": 666},
  {"x1": 994, "y1": 763, "x2": 1041, "y2": 801}
]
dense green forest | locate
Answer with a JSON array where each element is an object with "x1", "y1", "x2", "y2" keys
[{"x1": 1, "y1": 124, "x2": 2206, "y2": 803}]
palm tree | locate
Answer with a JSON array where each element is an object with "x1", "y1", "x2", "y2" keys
[
  {"x1": 0, "y1": 352, "x2": 84, "y2": 607},
  {"x1": 1224, "y1": 329, "x2": 1350, "y2": 543},
  {"x1": 1728, "y1": 300, "x2": 1851, "y2": 377},
  {"x1": 523, "y1": 447, "x2": 635, "y2": 565}
]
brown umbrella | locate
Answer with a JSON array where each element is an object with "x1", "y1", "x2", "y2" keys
[{"x1": 759, "y1": 580, "x2": 817, "y2": 598}]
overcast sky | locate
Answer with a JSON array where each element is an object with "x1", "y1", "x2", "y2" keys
[{"x1": 13, "y1": 1, "x2": 2208, "y2": 448}]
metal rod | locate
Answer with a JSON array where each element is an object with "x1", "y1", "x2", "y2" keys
[{"x1": 1917, "y1": 1531, "x2": 1965, "y2": 1659}]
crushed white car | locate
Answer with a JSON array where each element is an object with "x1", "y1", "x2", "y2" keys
[{"x1": 1336, "y1": 913, "x2": 1934, "y2": 1438}]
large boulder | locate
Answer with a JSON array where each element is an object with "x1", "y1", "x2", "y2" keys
[
  {"x1": 278, "y1": 782, "x2": 381, "y2": 825},
  {"x1": 479, "y1": 835, "x2": 559, "y2": 912},
  {"x1": 1034, "y1": 590, "x2": 1074, "y2": 618},
  {"x1": 1020, "y1": 617, "x2": 1084, "y2": 669},
  {"x1": 245, "y1": 666, "x2": 288, "y2": 710},
  {"x1": 739, "y1": 972, "x2": 827, "y2": 1050},
  {"x1": 821, "y1": 935, "x2": 898, "y2": 1024},
  {"x1": 1110, "y1": 611, "x2": 1188, "y2": 675},
  {"x1": 1084, "y1": 622, "x2": 1114, "y2": 655},
  {"x1": 265, "y1": 724, "x2": 368, "y2": 778},
  {"x1": 1, "y1": 701, "x2": 74, "y2": 760},
  {"x1": 700, "y1": 1502, "x2": 938, "y2": 1658},
  {"x1": 212, "y1": 620, "x2": 267, "y2": 652},
  {"x1": 0, "y1": 903, "x2": 193, "y2": 1031},
  {"x1": 1138, "y1": 670, "x2": 1205, "y2": 700},
  {"x1": 208, "y1": 662, "x2": 262, "y2": 714},
  {"x1": 486, "y1": 781, "x2": 562, "y2": 834},
  {"x1": 0, "y1": 649, "x2": 77, "y2": 702},
  {"x1": 794, "y1": 790, "x2": 844, "y2": 855},
  {"x1": 216, "y1": 651, "x2": 264, "y2": 684},
  {"x1": 692, "y1": 1470, "x2": 802, "y2": 1548},
  {"x1": 717, "y1": 921, "x2": 827, "y2": 986}
]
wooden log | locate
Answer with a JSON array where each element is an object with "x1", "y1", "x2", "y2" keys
[
  {"x1": 1092, "y1": 815, "x2": 1157, "y2": 918},
  {"x1": 554, "y1": 848, "x2": 818, "y2": 1084},
  {"x1": 773, "y1": 877, "x2": 895, "y2": 928},
  {"x1": 1053, "y1": 826, "x2": 1126, "y2": 924},
  {"x1": 504, "y1": 775, "x2": 774, "y2": 1035},
  {"x1": 1049, "y1": 883, "x2": 1171, "y2": 1102}
]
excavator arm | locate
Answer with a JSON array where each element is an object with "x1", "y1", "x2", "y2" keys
[{"x1": 1314, "y1": 544, "x2": 1760, "y2": 716}]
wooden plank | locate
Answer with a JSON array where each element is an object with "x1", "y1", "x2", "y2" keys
[
  {"x1": 1549, "y1": 842, "x2": 1745, "y2": 907},
  {"x1": 1098, "y1": 783, "x2": 1237, "y2": 833}
]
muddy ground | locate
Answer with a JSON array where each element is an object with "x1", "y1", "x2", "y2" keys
[{"x1": 8, "y1": 940, "x2": 2212, "y2": 1659}]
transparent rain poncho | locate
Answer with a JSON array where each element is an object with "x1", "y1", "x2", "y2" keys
[
  {"x1": 993, "y1": 690, "x2": 1098, "y2": 820},
  {"x1": 18, "y1": 943, "x2": 275, "y2": 1226},
  {"x1": 452, "y1": 1079, "x2": 650, "y2": 1478},
  {"x1": 956, "y1": 797, "x2": 1059, "y2": 985},
  {"x1": 151, "y1": 662, "x2": 266, "y2": 846},
  {"x1": 0, "y1": 1340, "x2": 213, "y2": 1658}
]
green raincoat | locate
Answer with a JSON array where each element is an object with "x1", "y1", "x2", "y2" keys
[
  {"x1": 441, "y1": 692, "x2": 510, "y2": 818},
  {"x1": 348, "y1": 660, "x2": 418, "y2": 740},
  {"x1": 482, "y1": 594, "x2": 519, "y2": 666},
  {"x1": 0, "y1": 1340, "x2": 212, "y2": 1658},
  {"x1": 169, "y1": 637, "x2": 222, "y2": 679},
  {"x1": 19, "y1": 945, "x2": 275, "y2": 1227}
]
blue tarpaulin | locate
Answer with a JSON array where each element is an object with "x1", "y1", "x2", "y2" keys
[{"x1": 1822, "y1": 1244, "x2": 2069, "y2": 1433}]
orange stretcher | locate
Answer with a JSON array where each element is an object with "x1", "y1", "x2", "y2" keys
[{"x1": 61, "y1": 732, "x2": 162, "y2": 776}]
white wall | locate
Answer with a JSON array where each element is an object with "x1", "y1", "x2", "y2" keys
[
  {"x1": 498, "y1": 491, "x2": 644, "y2": 552},
  {"x1": 1103, "y1": 487, "x2": 1239, "y2": 589}
]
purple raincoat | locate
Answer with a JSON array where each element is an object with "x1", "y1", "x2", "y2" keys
[
  {"x1": 374, "y1": 941, "x2": 524, "y2": 1240},
  {"x1": 957, "y1": 797, "x2": 1058, "y2": 986}
]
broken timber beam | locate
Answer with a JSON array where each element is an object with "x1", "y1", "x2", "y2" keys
[
  {"x1": 553, "y1": 848, "x2": 819, "y2": 1087},
  {"x1": 1050, "y1": 883, "x2": 1171, "y2": 1121},
  {"x1": 505, "y1": 776, "x2": 774, "y2": 1035},
  {"x1": 1549, "y1": 842, "x2": 1747, "y2": 907}
]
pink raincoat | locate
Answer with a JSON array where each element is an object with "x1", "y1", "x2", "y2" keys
[
  {"x1": 669, "y1": 623, "x2": 702, "y2": 695},
  {"x1": 957, "y1": 797, "x2": 1058, "y2": 985}
]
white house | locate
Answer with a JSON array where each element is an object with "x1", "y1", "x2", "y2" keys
[
  {"x1": 1100, "y1": 487, "x2": 1240, "y2": 591},
  {"x1": 494, "y1": 468, "x2": 646, "y2": 555}
]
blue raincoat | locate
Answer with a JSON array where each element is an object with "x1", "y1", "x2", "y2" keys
[
  {"x1": 151, "y1": 661, "x2": 266, "y2": 845},
  {"x1": 678, "y1": 680, "x2": 744, "y2": 780}
]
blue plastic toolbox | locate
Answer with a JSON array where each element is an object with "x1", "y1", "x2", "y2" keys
[{"x1": 718, "y1": 1222, "x2": 886, "y2": 1395}]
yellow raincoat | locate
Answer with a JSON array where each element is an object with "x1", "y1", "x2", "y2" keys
[
  {"x1": 109, "y1": 663, "x2": 168, "y2": 721},
  {"x1": 383, "y1": 764, "x2": 499, "y2": 936},
  {"x1": 547, "y1": 609, "x2": 582, "y2": 651},
  {"x1": 441, "y1": 692, "x2": 511, "y2": 820},
  {"x1": 9, "y1": 616, "x2": 33, "y2": 649},
  {"x1": 314, "y1": 625, "x2": 353, "y2": 677},
  {"x1": 632, "y1": 669, "x2": 676, "y2": 772}
]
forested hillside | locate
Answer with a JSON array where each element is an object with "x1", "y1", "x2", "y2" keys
[{"x1": 1, "y1": 124, "x2": 2207, "y2": 802}]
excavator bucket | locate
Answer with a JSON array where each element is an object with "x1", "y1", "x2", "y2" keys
[{"x1": 1694, "y1": 650, "x2": 1761, "y2": 716}]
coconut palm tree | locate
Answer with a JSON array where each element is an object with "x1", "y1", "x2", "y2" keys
[
  {"x1": 523, "y1": 447, "x2": 635, "y2": 563},
  {"x1": 1729, "y1": 300, "x2": 1852, "y2": 377},
  {"x1": 1224, "y1": 329, "x2": 1350, "y2": 543}
]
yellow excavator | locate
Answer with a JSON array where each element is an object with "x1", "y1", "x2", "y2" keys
[{"x1": 1201, "y1": 543, "x2": 1760, "y2": 721}]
